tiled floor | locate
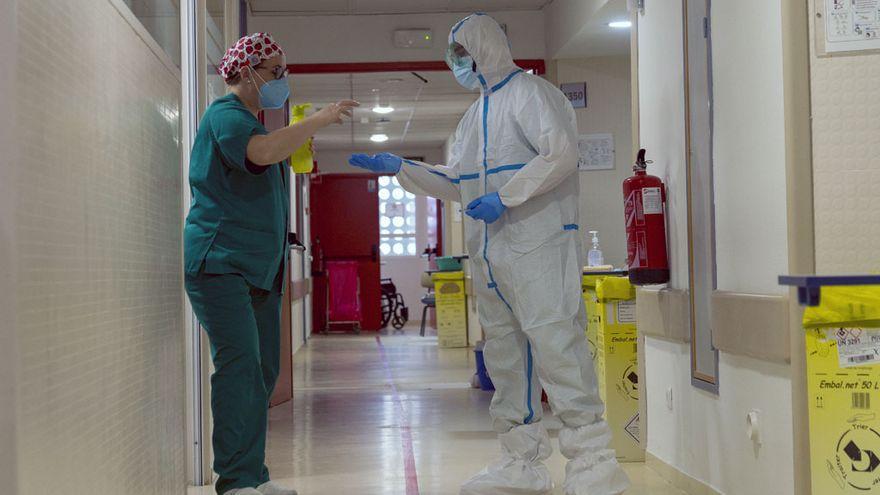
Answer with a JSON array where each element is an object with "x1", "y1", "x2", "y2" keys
[{"x1": 189, "y1": 329, "x2": 687, "y2": 495}]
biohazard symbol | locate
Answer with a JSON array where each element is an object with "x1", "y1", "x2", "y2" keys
[
  {"x1": 438, "y1": 282, "x2": 461, "y2": 295},
  {"x1": 617, "y1": 364, "x2": 638, "y2": 401},
  {"x1": 844, "y1": 440, "x2": 880, "y2": 473},
  {"x1": 832, "y1": 425, "x2": 880, "y2": 490},
  {"x1": 808, "y1": 329, "x2": 832, "y2": 358}
]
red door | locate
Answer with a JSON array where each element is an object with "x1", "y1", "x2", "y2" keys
[{"x1": 309, "y1": 174, "x2": 382, "y2": 332}]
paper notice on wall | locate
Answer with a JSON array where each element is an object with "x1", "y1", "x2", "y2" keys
[
  {"x1": 577, "y1": 133, "x2": 615, "y2": 171},
  {"x1": 827, "y1": 327, "x2": 880, "y2": 368},
  {"x1": 824, "y1": 0, "x2": 880, "y2": 52}
]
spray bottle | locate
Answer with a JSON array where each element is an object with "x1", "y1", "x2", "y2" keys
[
  {"x1": 289, "y1": 104, "x2": 314, "y2": 173},
  {"x1": 587, "y1": 230, "x2": 604, "y2": 267}
]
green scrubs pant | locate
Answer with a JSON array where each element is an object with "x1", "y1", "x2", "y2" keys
[{"x1": 185, "y1": 270, "x2": 282, "y2": 495}]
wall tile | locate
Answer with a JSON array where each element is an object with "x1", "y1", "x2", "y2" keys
[
  {"x1": 811, "y1": 32, "x2": 880, "y2": 273},
  {"x1": 13, "y1": 1, "x2": 184, "y2": 493}
]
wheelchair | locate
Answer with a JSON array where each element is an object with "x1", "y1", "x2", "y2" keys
[{"x1": 380, "y1": 278, "x2": 409, "y2": 331}]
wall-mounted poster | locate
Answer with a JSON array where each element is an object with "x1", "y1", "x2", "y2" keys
[
  {"x1": 823, "y1": 0, "x2": 880, "y2": 52},
  {"x1": 577, "y1": 133, "x2": 615, "y2": 171}
]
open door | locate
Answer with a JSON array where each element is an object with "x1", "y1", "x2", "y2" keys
[{"x1": 310, "y1": 173, "x2": 382, "y2": 332}]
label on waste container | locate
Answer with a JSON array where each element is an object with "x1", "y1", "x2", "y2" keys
[
  {"x1": 606, "y1": 301, "x2": 637, "y2": 325},
  {"x1": 617, "y1": 301, "x2": 637, "y2": 324},
  {"x1": 829, "y1": 328, "x2": 880, "y2": 368},
  {"x1": 624, "y1": 413, "x2": 640, "y2": 444},
  {"x1": 807, "y1": 327, "x2": 880, "y2": 493}
]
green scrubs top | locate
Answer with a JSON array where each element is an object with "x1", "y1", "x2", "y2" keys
[{"x1": 184, "y1": 93, "x2": 290, "y2": 291}]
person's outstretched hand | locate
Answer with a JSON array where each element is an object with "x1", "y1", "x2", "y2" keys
[
  {"x1": 348, "y1": 152, "x2": 403, "y2": 174},
  {"x1": 465, "y1": 192, "x2": 506, "y2": 224},
  {"x1": 315, "y1": 100, "x2": 359, "y2": 126}
]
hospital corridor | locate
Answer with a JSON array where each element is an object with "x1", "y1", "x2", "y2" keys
[
  {"x1": 2, "y1": 1, "x2": 880, "y2": 495},
  {"x1": 188, "y1": 332, "x2": 685, "y2": 495}
]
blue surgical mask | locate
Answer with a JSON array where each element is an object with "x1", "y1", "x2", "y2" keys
[
  {"x1": 253, "y1": 71, "x2": 290, "y2": 109},
  {"x1": 453, "y1": 57, "x2": 481, "y2": 91}
]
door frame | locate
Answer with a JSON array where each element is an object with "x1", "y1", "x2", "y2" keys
[{"x1": 182, "y1": 0, "x2": 243, "y2": 485}]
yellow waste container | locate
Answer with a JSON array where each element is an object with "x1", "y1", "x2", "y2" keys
[
  {"x1": 582, "y1": 273, "x2": 605, "y2": 361},
  {"x1": 582, "y1": 272, "x2": 643, "y2": 462},
  {"x1": 432, "y1": 271, "x2": 468, "y2": 348},
  {"x1": 802, "y1": 286, "x2": 880, "y2": 493}
]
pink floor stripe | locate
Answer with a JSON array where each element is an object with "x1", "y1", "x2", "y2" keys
[{"x1": 375, "y1": 336, "x2": 421, "y2": 495}]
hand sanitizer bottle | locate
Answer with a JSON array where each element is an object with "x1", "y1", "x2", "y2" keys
[{"x1": 587, "y1": 230, "x2": 604, "y2": 267}]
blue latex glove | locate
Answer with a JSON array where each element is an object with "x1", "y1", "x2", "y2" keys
[
  {"x1": 465, "y1": 192, "x2": 506, "y2": 224},
  {"x1": 348, "y1": 152, "x2": 402, "y2": 174}
]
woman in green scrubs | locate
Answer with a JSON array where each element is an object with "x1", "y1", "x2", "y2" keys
[{"x1": 184, "y1": 33, "x2": 357, "y2": 495}]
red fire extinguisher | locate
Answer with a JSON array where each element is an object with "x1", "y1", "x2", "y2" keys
[{"x1": 623, "y1": 149, "x2": 670, "y2": 285}]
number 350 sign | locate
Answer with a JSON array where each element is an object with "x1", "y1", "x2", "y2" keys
[{"x1": 560, "y1": 82, "x2": 587, "y2": 109}]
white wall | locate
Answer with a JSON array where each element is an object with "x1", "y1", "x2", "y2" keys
[
  {"x1": 10, "y1": 1, "x2": 186, "y2": 493},
  {"x1": 638, "y1": 1, "x2": 794, "y2": 493},
  {"x1": 556, "y1": 56, "x2": 632, "y2": 269},
  {"x1": 712, "y1": 0, "x2": 788, "y2": 295},
  {"x1": 290, "y1": 191, "x2": 307, "y2": 356},
  {"x1": 291, "y1": 290, "x2": 306, "y2": 355},
  {"x1": 0, "y1": 0, "x2": 18, "y2": 490},
  {"x1": 636, "y1": 0, "x2": 690, "y2": 289},
  {"x1": 292, "y1": 177, "x2": 313, "y2": 353},
  {"x1": 250, "y1": 10, "x2": 546, "y2": 64},
  {"x1": 646, "y1": 338, "x2": 794, "y2": 495}
]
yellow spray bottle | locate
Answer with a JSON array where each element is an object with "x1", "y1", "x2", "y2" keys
[{"x1": 289, "y1": 103, "x2": 314, "y2": 173}]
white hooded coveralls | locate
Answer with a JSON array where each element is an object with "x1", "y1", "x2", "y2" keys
[{"x1": 396, "y1": 14, "x2": 629, "y2": 495}]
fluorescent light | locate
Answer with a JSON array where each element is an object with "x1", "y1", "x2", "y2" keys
[
  {"x1": 608, "y1": 20, "x2": 632, "y2": 29},
  {"x1": 370, "y1": 134, "x2": 389, "y2": 143},
  {"x1": 372, "y1": 105, "x2": 395, "y2": 114}
]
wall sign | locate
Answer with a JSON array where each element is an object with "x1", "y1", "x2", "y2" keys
[
  {"x1": 823, "y1": 0, "x2": 880, "y2": 52},
  {"x1": 577, "y1": 133, "x2": 615, "y2": 171},
  {"x1": 560, "y1": 82, "x2": 587, "y2": 109}
]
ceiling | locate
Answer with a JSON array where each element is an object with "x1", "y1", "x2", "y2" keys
[
  {"x1": 290, "y1": 71, "x2": 478, "y2": 151},
  {"x1": 248, "y1": 0, "x2": 554, "y2": 16},
  {"x1": 555, "y1": 0, "x2": 630, "y2": 58}
]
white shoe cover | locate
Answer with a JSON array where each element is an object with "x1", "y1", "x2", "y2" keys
[
  {"x1": 224, "y1": 488, "x2": 262, "y2": 495},
  {"x1": 559, "y1": 423, "x2": 630, "y2": 495},
  {"x1": 257, "y1": 481, "x2": 298, "y2": 495},
  {"x1": 460, "y1": 422, "x2": 554, "y2": 495}
]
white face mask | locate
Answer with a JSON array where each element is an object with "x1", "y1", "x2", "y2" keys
[
  {"x1": 247, "y1": 67, "x2": 290, "y2": 110},
  {"x1": 452, "y1": 57, "x2": 481, "y2": 90}
]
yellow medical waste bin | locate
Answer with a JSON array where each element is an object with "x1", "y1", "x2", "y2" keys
[
  {"x1": 582, "y1": 273, "x2": 643, "y2": 462},
  {"x1": 432, "y1": 271, "x2": 468, "y2": 348},
  {"x1": 802, "y1": 286, "x2": 880, "y2": 493},
  {"x1": 582, "y1": 273, "x2": 605, "y2": 361}
]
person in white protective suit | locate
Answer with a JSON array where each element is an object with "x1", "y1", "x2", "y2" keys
[{"x1": 349, "y1": 13, "x2": 630, "y2": 495}]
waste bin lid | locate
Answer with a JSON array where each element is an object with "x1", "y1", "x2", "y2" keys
[
  {"x1": 596, "y1": 276, "x2": 636, "y2": 302},
  {"x1": 802, "y1": 285, "x2": 880, "y2": 329},
  {"x1": 432, "y1": 270, "x2": 465, "y2": 281}
]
